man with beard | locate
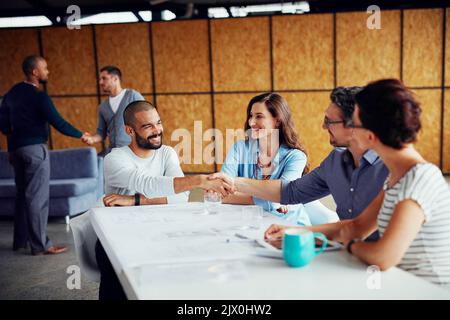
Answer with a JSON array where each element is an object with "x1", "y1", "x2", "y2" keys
[
  {"x1": 82, "y1": 65, "x2": 144, "y2": 155},
  {"x1": 210, "y1": 87, "x2": 389, "y2": 241},
  {"x1": 96, "y1": 100, "x2": 233, "y2": 300},
  {"x1": 0, "y1": 55, "x2": 90, "y2": 255}
]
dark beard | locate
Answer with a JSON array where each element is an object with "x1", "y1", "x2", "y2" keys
[
  {"x1": 38, "y1": 78, "x2": 47, "y2": 84},
  {"x1": 136, "y1": 131, "x2": 163, "y2": 150}
]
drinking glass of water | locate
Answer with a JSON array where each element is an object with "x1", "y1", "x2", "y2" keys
[
  {"x1": 204, "y1": 190, "x2": 222, "y2": 214},
  {"x1": 241, "y1": 206, "x2": 263, "y2": 230}
]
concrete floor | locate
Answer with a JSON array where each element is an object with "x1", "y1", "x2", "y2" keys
[
  {"x1": 0, "y1": 189, "x2": 208, "y2": 300},
  {"x1": 0, "y1": 217, "x2": 99, "y2": 300},
  {"x1": 0, "y1": 177, "x2": 448, "y2": 300}
]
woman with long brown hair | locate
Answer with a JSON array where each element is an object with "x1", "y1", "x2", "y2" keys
[{"x1": 221, "y1": 92, "x2": 336, "y2": 225}]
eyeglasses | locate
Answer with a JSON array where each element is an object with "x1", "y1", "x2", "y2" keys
[
  {"x1": 323, "y1": 117, "x2": 365, "y2": 129},
  {"x1": 322, "y1": 117, "x2": 345, "y2": 129},
  {"x1": 345, "y1": 121, "x2": 365, "y2": 129}
]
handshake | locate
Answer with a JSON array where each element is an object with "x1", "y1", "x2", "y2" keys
[
  {"x1": 80, "y1": 132, "x2": 96, "y2": 146},
  {"x1": 198, "y1": 172, "x2": 236, "y2": 198}
]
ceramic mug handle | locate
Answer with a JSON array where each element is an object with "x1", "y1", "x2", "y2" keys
[{"x1": 314, "y1": 233, "x2": 328, "y2": 255}]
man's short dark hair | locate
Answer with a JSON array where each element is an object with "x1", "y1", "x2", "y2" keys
[
  {"x1": 123, "y1": 100, "x2": 156, "y2": 127},
  {"x1": 22, "y1": 55, "x2": 44, "y2": 76},
  {"x1": 100, "y1": 65, "x2": 122, "y2": 80},
  {"x1": 330, "y1": 86, "x2": 363, "y2": 123}
]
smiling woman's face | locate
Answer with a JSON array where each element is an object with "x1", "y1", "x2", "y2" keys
[{"x1": 247, "y1": 102, "x2": 278, "y2": 139}]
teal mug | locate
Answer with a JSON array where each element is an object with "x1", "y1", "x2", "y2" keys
[{"x1": 282, "y1": 228, "x2": 327, "y2": 268}]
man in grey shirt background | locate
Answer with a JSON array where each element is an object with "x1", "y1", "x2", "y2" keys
[
  {"x1": 82, "y1": 66, "x2": 144, "y2": 155},
  {"x1": 211, "y1": 87, "x2": 389, "y2": 241}
]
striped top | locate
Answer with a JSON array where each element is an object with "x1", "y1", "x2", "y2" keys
[{"x1": 378, "y1": 163, "x2": 450, "y2": 288}]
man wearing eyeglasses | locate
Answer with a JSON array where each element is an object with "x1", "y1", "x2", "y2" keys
[{"x1": 210, "y1": 87, "x2": 388, "y2": 241}]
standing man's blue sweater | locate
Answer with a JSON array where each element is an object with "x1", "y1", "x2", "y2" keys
[{"x1": 0, "y1": 82, "x2": 82, "y2": 151}]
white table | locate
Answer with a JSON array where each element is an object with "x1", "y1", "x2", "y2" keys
[{"x1": 90, "y1": 202, "x2": 450, "y2": 300}]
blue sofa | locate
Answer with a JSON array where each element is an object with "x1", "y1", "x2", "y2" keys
[{"x1": 0, "y1": 147, "x2": 104, "y2": 222}]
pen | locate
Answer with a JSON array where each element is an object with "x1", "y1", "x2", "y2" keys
[
  {"x1": 225, "y1": 238, "x2": 255, "y2": 243},
  {"x1": 234, "y1": 233, "x2": 250, "y2": 240}
]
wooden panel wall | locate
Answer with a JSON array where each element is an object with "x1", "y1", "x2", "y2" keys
[
  {"x1": 1, "y1": 8, "x2": 449, "y2": 172},
  {"x1": 444, "y1": 90, "x2": 450, "y2": 172},
  {"x1": 41, "y1": 27, "x2": 97, "y2": 95},
  {"x1": 152, "y1": 20, "x2": 210, "y2": 93},
  {"x1": 412, "y1": 90, "x2": 442, "y2": 166},
  {"x1": 403, "y1": 9, "x2": 443, "y2": 87},
  {"x1": 0, "y1": 29, "x2": 40, "y2": 151},
  {"x1": 156, "y1": 94, "x2": 214, "y2": 173},
  {"x1": 40, "y1": 27, "x2": 98, "y2": 151},
  {"x1": 272, "y1": 14, "x2": 334, "y2": 90},
  {"x1": 0, "y1": 29, "x2": 40, "y2": 95},
  {"x1": 50, "y1": 97, "x2": 100, "y2": 152},
  {"x1": 96, "y1": 23, "x2": 153, "y2": 94},
  {"x1": 446, "y1": 8, "x2": 450, "y2": 87},
  {"x1": 402, "y1": 9, "x2": 444, "y2": 171},
  {"x1": 211, "y1": 17, "x2": 271, "y2": 92},
  {"x1": 143, "y1": 94, "x2": 154, "y2": 105},
  {"x1": 214, "y1": 93, "x2": 254, "y2": 170},
  {"x1": 284, "y1": 92, "x2": 333, "y2": 170},
  {"x1": 444, "y1": 10, "x2": 450, "y2": 173},
  {"x1": 337, "y1": 10, "x2": 401, "y2": 86}
]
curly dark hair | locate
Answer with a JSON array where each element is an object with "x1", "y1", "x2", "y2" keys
[
  {"x1": 330, "y1": 86, "x2": 363, "y2": 124},
  {"x1": 354, "y1": 79, "x2": 422, "y2": 149}
]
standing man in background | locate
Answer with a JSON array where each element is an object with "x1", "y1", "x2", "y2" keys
[
  {"x1": 0, "y1": 55, "x2": 90, "y2": 255},
  {"x1": 82, "y1": 66, "x2": 144, "y2": 155}
]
